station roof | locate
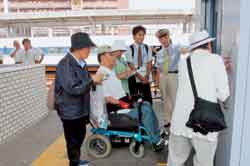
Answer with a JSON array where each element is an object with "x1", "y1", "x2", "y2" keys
[{"x1": 0, "y1": 9, "x2": 194, "y2": 27}]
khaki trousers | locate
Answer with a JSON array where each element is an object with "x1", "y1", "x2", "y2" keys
[
  {"x1": 168, "y1": 134, "x2": 218, "y2": 166},
  {"x1": 159, "y1": 73, "x2": 177, "y2": 124}
]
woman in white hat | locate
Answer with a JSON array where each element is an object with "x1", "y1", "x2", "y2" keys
[
  {"x1": 111, "y1": 40, "x2": 135, "y2": 95},
  {"x1": 168, "y1": 31, "x2": 230, "y2": 166}
]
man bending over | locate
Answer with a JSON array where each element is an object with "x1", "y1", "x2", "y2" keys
[{"x1": 96, "y1": 45, "x2": 165, "y2": 150}]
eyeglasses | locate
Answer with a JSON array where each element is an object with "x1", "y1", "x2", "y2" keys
[{"x1": 109, "y1": 53, "x2": 117, "y2": 57}]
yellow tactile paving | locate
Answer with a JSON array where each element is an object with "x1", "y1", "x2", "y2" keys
[
  {"x1": 32, "y1": 135, "x2": 68, "y2": 166},
  {"x1": 32, "y1": 134, "x2": 168, "y2": 166}
]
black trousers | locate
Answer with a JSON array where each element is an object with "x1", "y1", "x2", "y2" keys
[
  {"x1": 61, "y1": 117, "x2": 87, "y2": 166},
  {"x1": 136, "y1": 82, "x2": 152, "y2": 104}
]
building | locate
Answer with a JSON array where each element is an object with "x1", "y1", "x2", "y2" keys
[
  {"x1": 0, "y1": 0, "x2": 130, "y2": 37},
  {"x1": 0, "y1": 0, "x2": 128, "y2": 13}
]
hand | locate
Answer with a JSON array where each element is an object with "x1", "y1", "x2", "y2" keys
[
  {"x1": 119, "y1": 100, "x2": 130, "y2": 109},
  {"x1": 223, "y1": 56, "x2": 232, "y2": 72},
  {"x1": 142, "y1": 75, "x2": 149, "y2": 84},
  {"x1": 180, "y1": 48, "x2": 189, "y2": 54},
  {"x1": 126, "y1": 69, "x2": 135, "y2": 77},
  {"x1": 92, "y1": 73, "x2": 104, "y2": 84},
  {"x1": 152, "y1": 47, "x2": 158, "y2": 54}
]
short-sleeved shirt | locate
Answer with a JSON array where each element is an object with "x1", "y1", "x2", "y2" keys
[
  {"x1": 156, "y1": 44, "x2": 181, "y2": 72},
  {"x1": 9, "y1": 49, "x2": 23, "y2": 58},
  {"x1": 113, "y1": 57, "x2": 130, "y2": 94},
  {"x1": 97, "y1": 66, "x2": 126, "y2": 99},
  {"x1": 15, "y1": 48, "x2": 44, "y2": 65},
  {"x1": 126, "y1": 43, "x2": 153, "y2": 82}
]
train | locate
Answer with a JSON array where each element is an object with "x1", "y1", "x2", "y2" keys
[{"x1": 0, "y1": 34, "x2": 190, "y2": 65}]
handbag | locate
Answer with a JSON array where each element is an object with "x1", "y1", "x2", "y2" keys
[{"x1": 185, "y1": 57, "x2": 227, "y2": 135}]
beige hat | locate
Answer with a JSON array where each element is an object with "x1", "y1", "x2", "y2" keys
[
  {"x1": 97, "y1": 45, "x2": 112, "y2": 55},
  {"x1": 156, "y1": 29, "x2": 170, "y2": 38},
  {"x1": 97, "y1": 45, "x2": 113, "y2": 63}
]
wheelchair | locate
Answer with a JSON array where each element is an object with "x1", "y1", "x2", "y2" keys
[{"x1": 86, "y1": 96, "x2": 168, "y2": 159}]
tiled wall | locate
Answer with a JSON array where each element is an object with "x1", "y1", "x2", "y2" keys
[{"x1": 0, "y1": 65, "x2": 48, "y2": 144}]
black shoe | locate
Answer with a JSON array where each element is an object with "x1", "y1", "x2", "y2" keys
[
  {"x1": 164, "y1": 123, "x2": 171, "y2": 128},
  {"x1": 160, "y1": 124, "x2": 170, "y2": 140},
  {"x1": 153, "y1": 138, "x2": 165, "y2": 152}
]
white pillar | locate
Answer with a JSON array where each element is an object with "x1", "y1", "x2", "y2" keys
[
  {"x1": 3, "y1": 0, "x2": 9, "y2": 14},
  {"x1": 48, "y1": 28, "x2": 53, "y2": 38}
]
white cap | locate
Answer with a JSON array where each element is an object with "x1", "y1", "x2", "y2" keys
[{"x1": 111, "y1": 40, "x2": 127, "y2": 52}]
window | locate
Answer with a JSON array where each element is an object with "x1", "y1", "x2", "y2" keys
[{"x1": 202, "y1": 0, "x2": 219, "y2": 52}]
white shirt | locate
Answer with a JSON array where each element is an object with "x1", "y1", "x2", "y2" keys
[
  {"x1": 15, "y1": 48, "x2": 43, "y2": 65},
  {"x1": 126, "y1": 43, "x2": 153, "y2": 67},
  {"x1": 171, "y1": 49, "x2": 230, "y2": 142},
  {"x1": 126, "y1": 43, "x2": 153, "y2": 82},
  {"x1": 10, "y1": 48, "x2": 23, "y2": 57},
  {"x1": 97, "y1": 66, "x2": 126, "y2": 99}
]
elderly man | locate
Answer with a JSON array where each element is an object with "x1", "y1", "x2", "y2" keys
[
  {"x1": 96, "y1": 45, "x2": 165, "y2": 151},
  {"x1": 154, "y1": 29, "x2": 188, "y2": 128},
  {"x1": 55, "y1": 33, "x2": 104, "y2": 166},
  {"x1": 10, "y1": 40, "x2": 22, "y2": 59},
  {"x1": 15, "y1": 38, "x2": 44, "y2": 65}
]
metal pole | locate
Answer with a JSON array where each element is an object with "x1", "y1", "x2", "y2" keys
[{"x1": 3, "y1": 0, "x2": 9, "y2": 14}]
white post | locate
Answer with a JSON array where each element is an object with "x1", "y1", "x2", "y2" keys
[
  {"x1": 48, "y1": 28, "x2": 53, "y2": 38},
  {"x1": 3, "y1": 0, "x2": 9, "y2": 14}
]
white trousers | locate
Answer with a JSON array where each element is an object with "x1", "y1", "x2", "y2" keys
[
  {"x1": 168, "y1": 134, "x2": 218, "y2": 166},
  {"x1": 159, "y1": 73, "x2": 177, "y2": 124}
]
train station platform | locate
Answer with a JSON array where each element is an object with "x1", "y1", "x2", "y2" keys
[
  {"x1": 0, "y1": 110, "x2": 168, "y2": 166},
  {"x1": 0, "y1": 64, "x2": 168, "y2": 166}
]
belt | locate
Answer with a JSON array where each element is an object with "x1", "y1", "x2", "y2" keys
[{"x1": 168, "y1": 70, "x2": 178, "y2": 74}]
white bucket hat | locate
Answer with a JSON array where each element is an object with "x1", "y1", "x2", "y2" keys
[
  {"x1": 189, "y1": 30, "x2": 216, "y2": 50},
  {"x1": 111, "y1": 40, "x2": 127, "y2": 52}
]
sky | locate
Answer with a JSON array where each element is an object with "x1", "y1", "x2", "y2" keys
[{"x1": 129, "y1": 0, "x2": 195, "y2": 10}]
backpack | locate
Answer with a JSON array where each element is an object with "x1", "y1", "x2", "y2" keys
[{"x1": 129, "y1": 44, "x2": 149, "y2": 58}]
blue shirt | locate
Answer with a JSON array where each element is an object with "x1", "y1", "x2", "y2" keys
[
  {"x1": 156, "y1": 44, "x2": 181, "y2": 72},
  {"x1": 69, "y1": 52, "x2": 86, "y2": 68},
  {"x1": 126, "y1": 43, "x2": 153, "y2": 82},
  {"x1": 126, "y1": 43, "x2": 153, "y2": 68}
]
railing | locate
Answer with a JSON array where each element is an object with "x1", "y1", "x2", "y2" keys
[{"x1": 45, "y1": 64, "x2": 99, "y2": 88}]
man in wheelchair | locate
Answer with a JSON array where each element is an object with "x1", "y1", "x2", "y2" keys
[{"x1": 96, "y1": 45, "x2": 165, "y2": 150}]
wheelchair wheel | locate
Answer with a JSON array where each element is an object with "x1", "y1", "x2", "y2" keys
[
  {"x1": 129, "y1": 140, "x2": 145, "y2": 158},
  {"x1": 86, "y1": 134, "x2": 112, "y2": 159}
]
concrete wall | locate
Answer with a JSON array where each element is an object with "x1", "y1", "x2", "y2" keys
[
  {"x1": 214, "y1": 0, "x2": 240, "y2": 165},
  {"x1": 227, "y1": 0, "x2": 250, "y2": 165},
  {"x1": 0, "y1": 65, "x2": 48, "y2": 144}
]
